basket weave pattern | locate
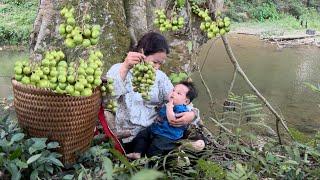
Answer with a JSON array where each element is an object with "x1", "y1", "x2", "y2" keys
[{"x1": 12, "y1": 79, "x2": 101, "y2": 165}]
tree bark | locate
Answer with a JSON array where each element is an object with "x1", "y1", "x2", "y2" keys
[{"x1": 30, "y1": 0, "x2": 130, "y2": 67}]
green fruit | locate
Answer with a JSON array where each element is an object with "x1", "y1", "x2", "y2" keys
[
  {"x1": 95, "y1": 51, "x2": 103, "y2": 58},
  {"x1": 86, "y1": 75, "x2": 94, "y2": 84},
  {"x1": 65, "y1": 38, "x2": 75, "y2": 48},
  {"x1": 66, "y1": 25, "x2": 73, "y2": 33},
  {"x1": 14, "y1": 66, "x2": 23, "y2": 74},
  {"x1": 81, "y1": 88, "x2": 92, "y2": 97},
  {"x1": 79, "y1": 78, "x2": 88, "y2": 86},
  {"x1": 15, "y1": 74, "x2": 23, "y2": 81},
  {"x1": 49, "y1": 76, "x2": 57, "y2": 83},
  {"x1": 58, "y1": 83, "x2": 68, "y2": 90},
  {"x1": 49, "y1": 70, "x2": 58, "y2": 78},
  {"x1": 38, "y1": 80, "x2": 50, "y2": 88},
  {"x1": 35, "y1": 69, "x2": 44, "y2": 76},
  {"x1": 50, "y1": 82, "x2": 58, "y2": 89},
  {"x1": 67, "y1": 75, "x2": 75, "y2": 83},
  {"x1": 92, "y1": 25, "x2": 101, "y2": 31},
  {"x1": 83, "y1": 28, "x2": 91, "y2": 37},
  {"x1": 59, "y1": 24, "x2": 66, "y2": 35},
  {"x1": 101, "y1": 86, "x2": 106, "y2": 92},
  {"x1": 23, "y1": 66, "x2": 31, "y2": 75},
  {"x1": 94, "y1": 69, "x2": 103, "y2": 77},
  {"x1": 77, "y1": 67, "x2": 86, "y2": 75},
  {"x1": 94, "y1": 78, "x2": 102, "y2": 86},
  {"x1": 218, "y1": 21, "x2": 224, "y2": 28},
  {"x1": 207, "y1": 32, "x2": 214, "y2": 38},
  {"x1": 41, "y1": 59, "x2": 50, "y2": 67},
  {"x1": 172, "y1": 26, "x2": 178, "y2": 31},
  {"x1": 220, "y1": 28, "x2": 226, "y2": 35},
  {"x1": 72, "y1": 90, "x2": 81, "y2": 97},
  {"x1": 41, "y1": 74, "x2": 48, "y2": 80},
  {"x1": 75, "y1": 82, "x2": 84, "y2": 91},
  {"x1": 14, "y1": 61, "x2": 23, "y2": 67},
  {"x1": 65, "y1": 85, "x2": 74, "y2": 94},
  {"x1": 91, "y1": 30, "x2": 100, "y2": 39},
  {"x1": 21, "y1": 76, "x2": 30, "y2": 84},
  {"x1": 57, "y1": 50, "x2": 65, "y2": 59},
  {"x1": 82, "y1": 39, "x2": 91, "y2": 47},
  {"x1": 58, "y1": 75, "x2": 67, "y2": 83},
  {"x1": 42, "y1": 67, "x2": 50, "y2": 75},
  {"x1": 90, "y1": 38, "x2": 99, "y2": 45},
  {"x1": 67, "y1": 17, "x2": 76, "y2": 25},
  {"x1": 73, "y1": 34, "x2": 83, "y2": 44},
  {"x1": 89, "y1": 63, "x2": 98, "y2": 70},
  {"x1": 31, "y1": 74, "x2": 40, "y2": 82},
  {"x1": 58, "y1": 60, "x2": 68, "y2": 67}
]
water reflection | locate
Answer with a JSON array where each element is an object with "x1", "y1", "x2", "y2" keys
[{"x1": 193, "y1": 35, "x2": 320, "y2": 134}]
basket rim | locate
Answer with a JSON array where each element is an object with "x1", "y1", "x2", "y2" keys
[{"x1": 12, "y1": 78, "x2": 101, "y2": 99}]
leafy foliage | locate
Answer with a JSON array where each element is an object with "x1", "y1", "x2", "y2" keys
[
  {"x1": 251, "y1": 2, "x2": 280, "y2": 22},
  {"x1": 221, "y1": 93, "x2": 274, "y2": 138},
  {"x1": 0, "y1": 0, "x2": 38, "y2": 45},
  {"x1": 0, "y1": 100, "x2": 63, "y2": 180}
]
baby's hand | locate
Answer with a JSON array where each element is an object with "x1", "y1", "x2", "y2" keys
[{"x1": 166, "y1": 99, "x2": 174, "y2": 109}]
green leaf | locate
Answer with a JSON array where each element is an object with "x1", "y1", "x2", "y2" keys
[
  {"x1": 45, "y1": 164, "x2": 54, "y2": 174},
  {"x1": 27, "y1": 153, "x2": 42, "y2": 164},
  {"x1": 15, "y1": 159, "x2": 28, "y2": 169},
  {"x1": 102, "y1": 157, "x2": 113, "y2": 180},
  {"x1": 9, "y1": 147, "x2": 23, "y2": 160},
  {"x1": 47, "y1": 142, "x2": 60, "y2": 149},
  {"x1": 109, "y1": 149, "x2": 133, "y2": 170},
  {"x1": 48, "y1": 156, "x2": 64, "y2": 167},
  {"x1": 10, "y1": 133, "x2": 24, "y2": 144},
  {"x1": 63, "y1": 175, "x2": 74, "y2": 180},
  {"x1": 130, "y1": 169, "x2": 164, "y2": 180},
  {"x1": 29, "y1": 138, "x2": 47, "y2": 154},
  {"x1": 30, "y1": 169, "x2": 39, "y2": 180},
  {"x1": 7, "y1": 162, "x2": 21, "y2": 180}
]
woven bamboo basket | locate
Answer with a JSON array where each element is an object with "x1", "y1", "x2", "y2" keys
[{"x1": 12, "y1": 79, "x2": 101, "y2": 166}]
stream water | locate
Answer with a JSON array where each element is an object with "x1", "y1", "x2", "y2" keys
[
  {"x1": 192, "y1": 35, "x2": 320, "y2": 135},
  {"x1": 0, "y1": 35, "x2": 319, "y2": 134}
]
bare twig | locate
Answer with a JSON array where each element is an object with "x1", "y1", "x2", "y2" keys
[
  {"x1": 221, "y1": 35, "x2": 293, "y2": 142},
  {"x1": 227, "y1": 68, "x2": 237, "y2": 96}
]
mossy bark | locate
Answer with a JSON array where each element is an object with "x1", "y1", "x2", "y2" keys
[{"x1": 30, "y1": 0, "x2": 130, "y2": 68}]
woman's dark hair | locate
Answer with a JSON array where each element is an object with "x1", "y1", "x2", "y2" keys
[
  {"x1": 133, "y1": 32, "x2": 170, "y2": 56},
  {"x1": 179, "y1": 81, "x2": 198, "y2": 102}
]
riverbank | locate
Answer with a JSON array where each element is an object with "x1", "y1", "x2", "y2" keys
[{"x1": 231, "y1": 19, "x2": 320, "y2": 48}]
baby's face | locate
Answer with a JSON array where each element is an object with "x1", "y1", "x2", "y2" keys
[{"x1": 168, "y1": 84, "x2": 189, "y2": 105}]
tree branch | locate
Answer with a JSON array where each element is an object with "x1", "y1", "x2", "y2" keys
[{"x1": 221, "y1": 35, "x2": 293, "y2": 142}]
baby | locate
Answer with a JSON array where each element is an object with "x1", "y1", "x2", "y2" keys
[{"x1": 127, "y1": 81, "x2": 198, "y2": 159}]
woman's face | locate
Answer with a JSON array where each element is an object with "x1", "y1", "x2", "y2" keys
[{"x1": 144, "y1": 52, "x2": 167, "y2": 70}]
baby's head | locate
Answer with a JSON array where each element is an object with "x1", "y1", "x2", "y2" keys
[{"x1": 169, "y1": 81, "x2": 198, "y2": 105}]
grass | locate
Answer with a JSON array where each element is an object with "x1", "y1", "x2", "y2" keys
[
  {"x1": 0, "y1": 1, "x2": 38, "y2": 45},
  {"x1": 232, "y1": 12, "x2": 320, "y2": 36}
]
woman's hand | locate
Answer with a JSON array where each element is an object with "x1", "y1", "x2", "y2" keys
[
  {"x1": 123, "y1": 52, "x2": 146, "y2": 70},
  {"x1": 120, "y1": 52, "x2": 146, "y2": 80},
  {"x1": 168, "y1": 111, "x2": 196, "y2": 127}
]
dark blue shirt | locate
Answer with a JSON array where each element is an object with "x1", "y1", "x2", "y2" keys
[{"x1": 151, "y1": 104, "x2": 189, "y2": 140}]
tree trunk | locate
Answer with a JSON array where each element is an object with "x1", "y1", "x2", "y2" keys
[{"x1": 30, "y1": 0, "x2": 130, "y2": 67}]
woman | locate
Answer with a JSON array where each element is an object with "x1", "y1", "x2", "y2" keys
[{"x1": 104, "y1": 32, "x2": 203, "y2": 152}]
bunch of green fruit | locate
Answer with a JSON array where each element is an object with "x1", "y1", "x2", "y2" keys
[
  {"x1": 106, "y1": 99, "x2": 118, "y2": 114},
  {"x1": 191, "y1": 3, "x2": 231, "y2": 38},
  {"x1": 59, "y1": 7, "x2": 101, "y2": 48},
  {"x1": 154, "y1": 9, "x2": 184, "y2": 32},
  {"x1": 101, "y1": 78, "x2": 115, "y2": 97},
  {"x1": 14, "y1": 50, "x2": 65, "y2": 87},
  {"x1": 14, "y1": 50, "x2": 104, "y2": 97},
  {"x1": 169, "y1": 72, "x2": 188, "y2": 84},
  {"x1": 132, "y1": 62, "x2": 156, "y2": 100}
]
